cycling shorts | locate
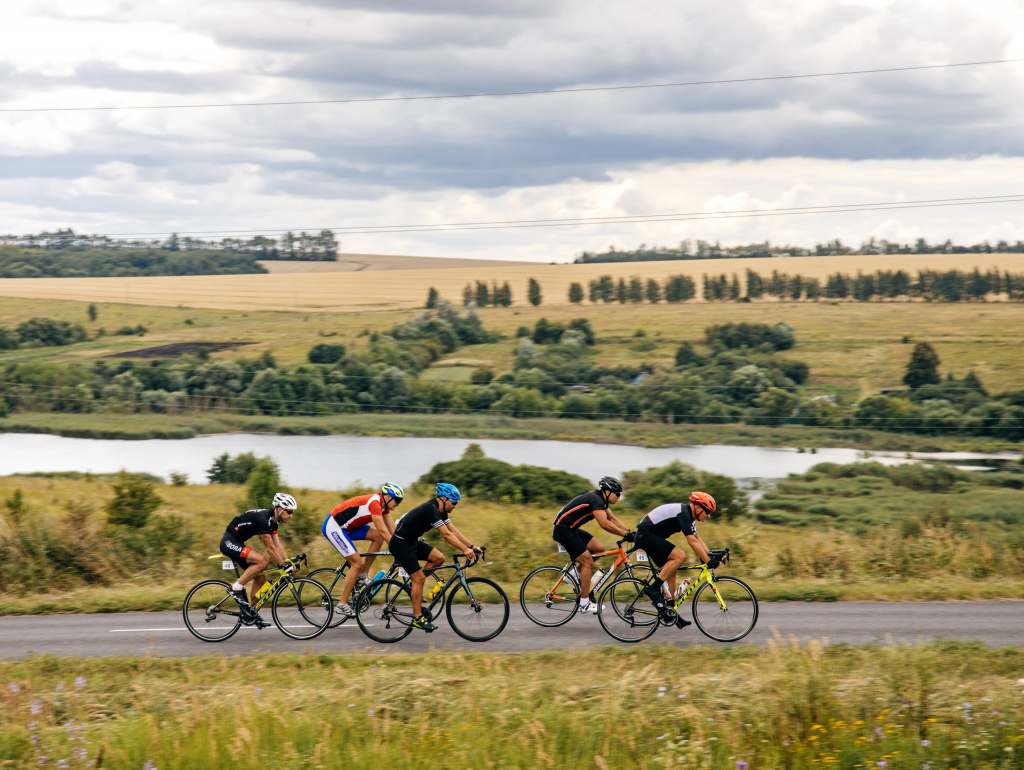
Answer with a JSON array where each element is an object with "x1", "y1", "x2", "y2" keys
[
  {"x1": 220, "y1": 534, "x2": 254, "y2": 569},
  {"x1": 322, "y1": 514, "x2": 373, "y2": 558},
  {"x1": 389, "y1": 535, "x2": 435, "y2": 576},
  {"x1": 552, "y1": 525, "x2": 595, "y2": 561},
  {"x1": 634, "y1": 528, "x2": 677, "y2": 569}
]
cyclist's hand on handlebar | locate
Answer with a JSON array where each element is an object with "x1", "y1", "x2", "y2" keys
[
  {"x1": 705, "y1": 555, "x2": 722, "y2": 569},
  {"x1": 472, "y1": 545, "x2": 484, "y2": 556},
  {"x1": 462, "y1": 548, "x2": 476, "y2": 562},
  {"x1": 621, "y1": 530, "x2": 636, "y2": 543}
]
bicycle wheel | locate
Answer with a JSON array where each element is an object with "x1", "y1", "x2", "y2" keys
[
  {"x1": 182, "y1": 580, "x2": 242, "y2": 642},
  {"x1": 446, "y1": 577, "x2": 510, "y2": 642},
  {"x1": 519, "y1": 566, "x2": 580, "y2": 627},
  {"x1": 356, "y1": 578, "x2": 414, "y2": 643},
  {"x1": 271, "y1": 578, "x2": 333, "y2": 641},
  {"x1": 691, "y1": 576, "x2": 759, "y2": 643},
  {"x1": 597, "y1": 577, "x2": 660, "y2": 643},
  {"x1": 307, "y1": 567, "x2": 350, "y2": 628}
]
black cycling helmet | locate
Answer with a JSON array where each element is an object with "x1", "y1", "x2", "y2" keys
[{"x1": 598, "y1": 476, "x2": 622, "y2": 495}]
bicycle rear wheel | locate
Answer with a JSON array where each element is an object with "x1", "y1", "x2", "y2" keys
[
  {"x1": 597, "y1": 577, "x2": 660, "y2": 643},
  {"x1": 272, "y1": 578, "x2": 333, "y2": 640},
  {"x1": 307, "y1": 567, "x2": 350, "y2": 628},
  {"x1": 447, "y1": 577, "x2": 510, "y2": 642},
  {"x1": 356, "y1": 578, "x2": 414, "y2": 643},
  {"x1": 519, "y1": 566, "x2": 580, "y2": 627},
  {"x1": 183, "y1": 580, "x2": 242, "y2": 642},
  {"x1": 691, "y1": 576, "x2": 758, "y2": 642}
]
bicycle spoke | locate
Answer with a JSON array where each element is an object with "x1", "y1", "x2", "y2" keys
[
  {"x1": 597, "y1": 577, "x2": 660, "y2": 643},
  {"x1": 182, "y1": 580, "x2": 241, "y2": 642},
  {"x1": 272, "y1": 578, "x2": 333, "y2": 640},
  {"x1": 519, "y1": 566, "x2": 580, "y2": 627},
  {"x1": 356, "y1": 579, "x2": 414, "y2": 643},
  {"x1": 447, "y1": 577, "x2": 510, "y2": 642}
]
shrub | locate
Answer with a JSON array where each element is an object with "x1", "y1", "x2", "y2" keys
[
  {"x1": 15, "y1": 317, "x2": 88, "y2": 346},
  {"x1": 419, "y1": 445, "x2": 591, "y2": 505},
  {"x1": 114, "y1": 324, "x2": 147, "y2": 336},
  {"x1": 621, "y1": 460, "x2": 748, "y2": 519},
  {"x1": 308, "y1": 342, "x2": 347, "y2": 364},
  {"x1": 705, "y1": 321, "x2": 795, "y2": 351},
  {"x1": 207, "y1": 451, "x2": 260, "y2": 484},
  {"x1": 105, "y1": 470, "x2": 163, "y2": 528},
  {"x1": 243, "y1": 457, "x2": 285, "y2": 511}
]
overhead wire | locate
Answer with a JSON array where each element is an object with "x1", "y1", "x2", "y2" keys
[{"x1": 1, "y1": 58, "x2": 1021, "y2": 114}]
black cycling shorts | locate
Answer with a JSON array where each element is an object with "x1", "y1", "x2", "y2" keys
[
  {"x1": 634, "y1": 528, "x2": 677, "y2": 569},
  {"x1": 220, "y1": 534, "x2": 254, "y2": 570},
  {"x1": 552, "y1": 525, "x2": 596, "y2": 561},
  {"x1": 389, "y1": 536, "x2": 435, "y2": 576}
]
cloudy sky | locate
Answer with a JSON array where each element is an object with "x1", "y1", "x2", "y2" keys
[{"x1": 3, "y1": 0, "x2": 1024, "y2": 261}]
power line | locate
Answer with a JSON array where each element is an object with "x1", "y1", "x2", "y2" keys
[
  {"x1": 2, "y1": 58, "x2": 1021, "y2": 114},
  {"x1": 52, "y1": 193, "x2": 1024, "y2": 240}
]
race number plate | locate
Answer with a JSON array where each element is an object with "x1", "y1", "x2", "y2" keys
[
  {"x1": 635, "y1": 551, "x2": 648, "y2": 562},
  {"x1": 557, "y1": 544, "x2": 567, "y2": 553},
  {"x1": 397, "y1": 567, "x2": 409, "y2": 578},
  {"x1": 222, "y1": 560, "x2": 235, "y2": 570}
]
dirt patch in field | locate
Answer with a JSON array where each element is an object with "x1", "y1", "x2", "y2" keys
[{"x1": 106, "y1": 342, "x2": 255, "y2": 359}]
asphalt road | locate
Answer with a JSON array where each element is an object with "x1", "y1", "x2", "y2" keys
[{"x1": 1, "y1": 601, "x2": 1022, "y2": 659}]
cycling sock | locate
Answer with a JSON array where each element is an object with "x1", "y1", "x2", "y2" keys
[
  {"x1": 358, "y1": 573, "x2": 369, "y2": 578},
  {"x1": 579, "y1": 597, "x2": 591, "y2": 608},
  {"x1": 650, "y1": 576, "x2": 665, "y2": 591},
  {"x1": 232, "y1": 581, "x2": 244, "y2": 592}
]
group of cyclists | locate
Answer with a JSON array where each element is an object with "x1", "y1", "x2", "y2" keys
[{"x1": 219, "y1": 473, "x2": 720, "y2": 633}]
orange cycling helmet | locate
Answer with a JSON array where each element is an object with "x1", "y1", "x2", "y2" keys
[{"x1": 689, "y1": 491, "x2": 717, "y2": 514}]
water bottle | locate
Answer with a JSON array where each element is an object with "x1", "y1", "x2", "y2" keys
[
  {"x1": 372, "y1": 569, "x2": 386, "y2": 583},
  {"x1": 427, "y1": 580, "x2": 444, "y2": 601},
  {"x1": 662, "y1": 579, "x2": 690, "y2": 600},
  {"x1": 591, "y1": 569, "x2": 606, "y2": 591},
  {"x1": 254, "y1": 581, "x2": 273, "y2": 602}
]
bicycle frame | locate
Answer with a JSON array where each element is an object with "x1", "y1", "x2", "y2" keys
[
  {"x1": 208, "y1": 552, "x2": 310, "y2": 615},
  {"x1": 546, "y1": 542, "x2": 644, "y2": 601}
]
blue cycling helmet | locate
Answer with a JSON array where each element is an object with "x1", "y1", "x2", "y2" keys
[{"x1": 435, "y1": 482, "x2": 461, "y2": 502}]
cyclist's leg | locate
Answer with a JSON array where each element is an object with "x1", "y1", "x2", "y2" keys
[
  {"x1": 634, "y1": 531, "x2": 674, "y2": 603},
  {"x1": 659, "y1": 546, "x2": 687, "y2": 595},
  {"x1": 361, "y1": 523, "x2": 387, "y2": 575},
  {"x1": 389, "y1": 537, "x2": 427, "y2": 616},
  {"x1": 336, "y1": 525, "x2": 372, "y2": 603},
  {"x1": 554, "y1": 526, "x2": 595, "y2": 601},
  {"x1": 220, "y1": 534, "x2": 268, "y2": 596}
]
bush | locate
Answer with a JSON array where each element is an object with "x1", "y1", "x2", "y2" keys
[
  {"x1": 114, "y1": 324, "x2": 147, "y2": 336},
  {"x1": 15, "y1": 317, "x2": 88, "y2": 347},
  {"x1": 705, "y1": 321, "x2": 795, "y2": 351},
  {"x1": 621, "y1": 460, "x2": 748, "y2": 519},
  {"x1": 308, "y1": 342, "x2": 347, "y2": 364},
  {"x1": 105, "y1": 471, "x2": 163, "y2": 528},
  {"x1": 419, "y1": 445, "x2": 591, "y2": 505},
  {"x1": 243, "y1": 457, "x2": 285, "y2": 512},
  {"x1": 207, "y1": 452, "x2": 260, "y2": 484}
]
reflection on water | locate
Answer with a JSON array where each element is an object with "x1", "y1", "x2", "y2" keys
[{"x1": 0, "y1": 432, "x2": 1016, "y2": 491}]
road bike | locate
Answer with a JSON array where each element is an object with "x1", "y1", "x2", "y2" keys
[
  {"x1": 183, "y1": 553, "x2": 333, "y2": 642},
  {"x1": 355, "y1": 548, "x2": 509, "y2": 644},
  {"x1": 596, "y1": 548, "x2": 758, "y2": 643},
  {"x1": 307, "y1": 550, "x2": 398, "y2": 628},
  {"x1": 519, "y1": 537, "x2": 654, "y2": 627}
]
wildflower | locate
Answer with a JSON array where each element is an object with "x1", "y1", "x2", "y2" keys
[
  {"x1": 877, "y1": 762, "x2": 887, "y2": 769},
  {"x1": 55, "y1": 684, "x2": 63, "y2": 692},
  {"x1": 1000, "y1": 721, "x2": 1009, "y2": 726},
  {"x1": 656, "y1": 735, "x2": 666, "y2": 740},
  {"x1": 921, "y1": 740, "x2": 931, "y2": 747},
  {"x1": 254, "y1": 688, "x2": 263, "y2": 695},
  {"x1": 368, "y1": 708, "x2": 375, "y2": 717},
  {"x1": 737, "y1": 762, "x2": 749, "y2": 770},
  {"x1": 143, "y1": 762, "x2": 157, "y2": 770},
  {"x1": 74, "y1": 676, "x2": 86, "y2": 690},
  {"x1": 31, "y1": 700, "x2": 42, "y2": 715},
  {"x1": 962, "y1": 702, "x2": 972, "y2": 710},
  {"x1": 875, "y1": 727, "x2": 884, "y2": 736},
  {"x1": 8, "y1": 683, "x2": 19, "y2": 693}
]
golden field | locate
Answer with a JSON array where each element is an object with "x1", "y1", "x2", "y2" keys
[{"x1": 1, "y1": 253, "x2": 1023, "y2": 312}]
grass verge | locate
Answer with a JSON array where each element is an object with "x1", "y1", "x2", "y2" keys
[{"x1": 1, "y1": 641, "x2": 1022, "y2": 768}]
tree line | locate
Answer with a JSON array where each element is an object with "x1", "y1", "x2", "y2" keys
[{"x1": 575, "y1": 236, "x2": 1024, "y2": 263}]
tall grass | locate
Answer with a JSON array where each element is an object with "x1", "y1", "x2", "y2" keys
[{"x1": 0, "y1": 642, "x2": 1021, "y2": 768}]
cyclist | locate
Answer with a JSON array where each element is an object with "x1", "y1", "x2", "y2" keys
[
  {"x1": 636, "y1": 491, "x2": 722, "y2": 626},
  {"x1": 322, "y1": 482, "x2": 405, "y2": 618},
  {"x1": 220, "y1": 492, "x2": 299, "y2": 623},
  {"x1": 552, "y1": 476, "x2": 634, "y2": 616},
  {"x1": 389, "y1": 482, "x2": 481, "y2": 632}
]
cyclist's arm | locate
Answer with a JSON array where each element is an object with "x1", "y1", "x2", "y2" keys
[
  {"x1": 445, "y1": 522, "x2": 480, "y2": 552},
  {"x1": 262, "y1": 532, "x2": 290, "y2": 567},
  {"x1": 383, "y1": 511, "x2": 397, "y2": 536},
  {"x1": 370, "y1": 512, "x2": 393, "y2": 544},
  {"x1": 685, "y1": 533, "x2": 710, "y2": 563},
  {"x1": 436, "y1": 522, "x2": 475, "y2": 559},
  {"x1": 592, "y1": 508, "x2": 630, "y2": 537}
]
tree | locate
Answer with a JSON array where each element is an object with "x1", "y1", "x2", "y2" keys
[
  {"x1": 745, "y1": 270, "x2": 764, "y2": 300},
  {"x1": 645, "y1": 278, "x2": 661, "y2": 303},
  {"x1": 308, "y1": 342, "x2": 346, "y2": 364},
  {"x1": 528, "y1": 278, "x2": 542, "y2": 306},
  {"x1": 426, "y1": 287, "x2": 439, "y2": 309},
  {"x1": 463, "y1": 284, "x2": 472, "y2": 306},
  {"x1": 749, "y1": 387, "x2": 799, "y2": 426},
  {"x1": 475, "y1": 281, "x2": 490, "y2": 307},
  {"x1": 628, "y1": 276, "x2": 644, "y2": 303},
  {"x1": 87, "y1": 304, "x2": 97, "y2": 322},
  {"x1": 904, "y1": 342, "x2": 941, "y2": 389},
  {"x1": 568, "y1": 282, "x2": 584, "y2": 304},
  {"x1": 616, "y1": 278, "x2": 627, "y2": 303},
  {"x1": 244, "y1": 457, "x2": 285, "y2": 511},
  {"x1": 588, "y1": 279, "x2": 601, "y2": 303},
  {"x1": 105, "y1": 471, "x2": 163, "y2": 528}
]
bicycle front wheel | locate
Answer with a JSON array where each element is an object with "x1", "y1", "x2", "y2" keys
[
  {"x1": 519, "y1": 566, "x2": 580, "y2": 627},
  {"x1": 356, "y1": 578, "x2": 414, "y2": 644},
  {"x1": 597, "y1": 577, "x2": 660, "y2": 643},
  {"x1": 272, "y1": 578, "x2": 333, "y2": 640},
  {"x1": 447, "y1": 577, "x2": 510, "y2": 642},
  {"x1": 307, "y1": 567, "x2": 349, "y2": 628},
  {"x1": 691, "y1": 576, "x2": 759, "y2": 642},
  {"x1": 182, "y1": 580, "x2": 242, "y2": 642}
]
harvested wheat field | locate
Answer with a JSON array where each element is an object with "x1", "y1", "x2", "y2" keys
[
  {"x1": 257, "y1": 252, "x2": 531, "y2": 272},
  {"x1": 1, "y1": 253, "x2": 1023, "y2": 312}
]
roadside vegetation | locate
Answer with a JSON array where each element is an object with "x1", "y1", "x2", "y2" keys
[
  {"x1": 2, "y1": 449, "x2": 1022, "y2": 616},
  {"x1": 1, "y1": 641, "x2": 1022, "y2": 768}
]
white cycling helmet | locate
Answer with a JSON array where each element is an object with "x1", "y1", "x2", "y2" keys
[{"x1": 272, "y1": 492, "x2": 297, "y2": 511}]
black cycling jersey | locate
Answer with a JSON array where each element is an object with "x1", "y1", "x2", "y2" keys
[
  {"x1": 636, "y1": 503, "x2": 697, "y2": 539},
  {"x1": 393, "y1": 499, "x2": 451, "y2": 542},
  {"x1": 224, "y1": 509, "x2": 278, "y2": 542},
  {"x1": 552, "y1": 490, "x2": 608, "y2": 529}
]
